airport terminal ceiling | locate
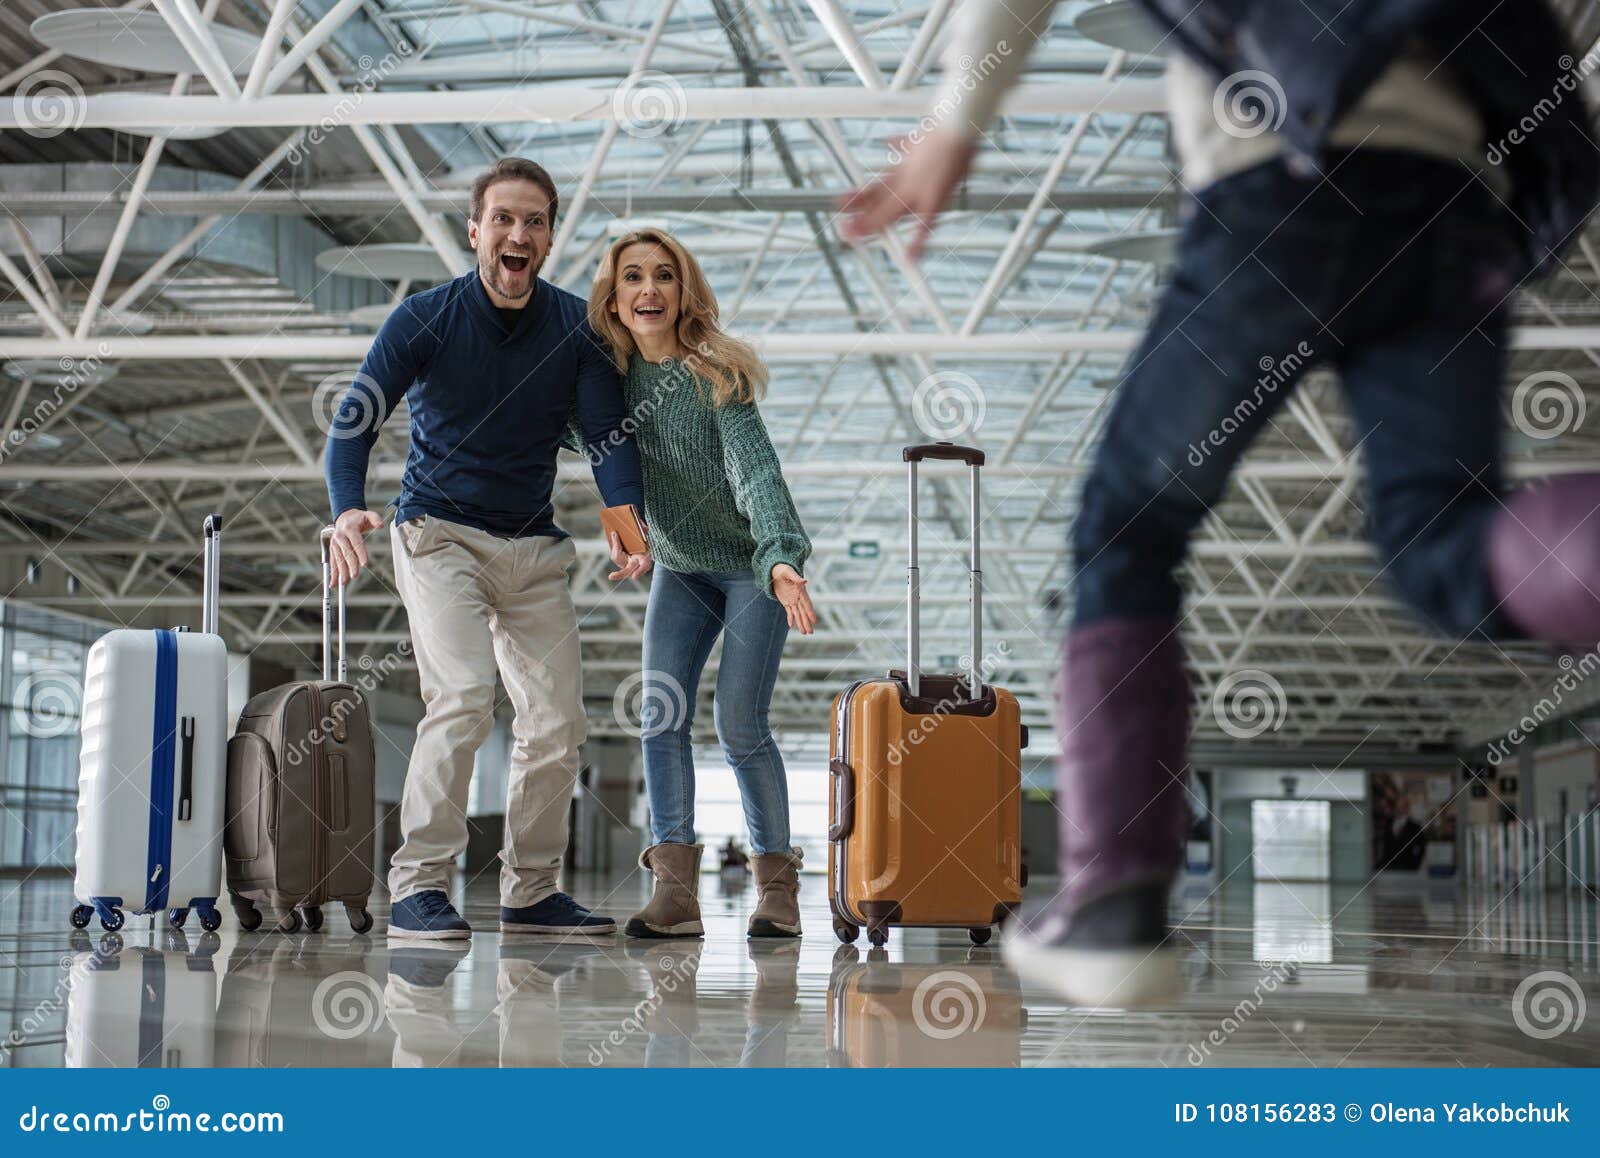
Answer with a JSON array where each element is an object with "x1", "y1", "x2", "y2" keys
[{"x1": 3, "y1": 0, "x2": 1600, "y2": 756}]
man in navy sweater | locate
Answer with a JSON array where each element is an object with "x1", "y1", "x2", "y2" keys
[{"x1": 325, "y1": 157, "x2": 651, "y2": 940}]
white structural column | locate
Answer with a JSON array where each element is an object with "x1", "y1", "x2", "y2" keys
[
  {"x1": 546, "y1": 0, "x2": 678, "y2": 277},
  {"x1": 892, "y1": 0, "x2": 955, "y2": 89}
]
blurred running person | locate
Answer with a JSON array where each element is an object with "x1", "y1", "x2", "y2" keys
[{"x1": 839, "y1": 0, "x2": 1598, "y2": 1006}]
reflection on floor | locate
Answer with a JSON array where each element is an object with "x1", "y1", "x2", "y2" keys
[{"x1": 3, "y1": 870, "x2": 1598, "y2": 1067}]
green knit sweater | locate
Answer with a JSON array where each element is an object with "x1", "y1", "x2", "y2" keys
[{"x1": 575, "y1": 353, "x2": 811, "y2": 598}]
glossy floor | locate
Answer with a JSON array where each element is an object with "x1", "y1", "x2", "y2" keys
[{"x1": 3, "y1": 871, "x2": 1598, "y2": 1067}]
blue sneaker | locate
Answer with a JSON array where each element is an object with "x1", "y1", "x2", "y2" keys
[
  {"x1": 388, "y1": 890, "x2": 471, "y2": 941},
  {"x1": 500, "y1": 892, "x2": 616, "y2": 936}
]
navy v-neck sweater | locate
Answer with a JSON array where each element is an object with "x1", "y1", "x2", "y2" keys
[{"x1": 325, "y1": 271, "x2": 644, "y2": 538}]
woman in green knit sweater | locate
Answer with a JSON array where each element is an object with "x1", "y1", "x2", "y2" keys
[{"x1": 588, "y1": 228, "x2": 817, "y2": 940}]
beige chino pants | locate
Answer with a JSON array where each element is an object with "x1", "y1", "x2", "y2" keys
[{"x1": 387, "y1": 514, "x2": 585, "y2": 908}]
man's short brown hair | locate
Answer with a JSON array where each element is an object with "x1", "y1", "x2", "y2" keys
[{"x1": 469, "y1": 157, "x2": 559, "y2": 227}]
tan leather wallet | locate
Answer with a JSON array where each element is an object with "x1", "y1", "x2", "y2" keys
[{"x1": 600, "y1": 503, "x2": 649, "y2": 555}]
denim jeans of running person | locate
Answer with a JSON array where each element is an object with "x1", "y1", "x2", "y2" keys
[
  {"x1": 639, "y1": 567, "x2": 791, "y2": 854},
  {"x1": 1058, "y1": 149, "x2": 1522, "y2": 908}
]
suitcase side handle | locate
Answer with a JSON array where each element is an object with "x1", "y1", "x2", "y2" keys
[
  {"x1": 828, "y1": 758, "x2": 855, "y2": 843},
  {"x1": 319, "y1": 527, "x2": 347, "y2": 682},
  {"x1": 177, "y1": 716, "x2": 195, "y2": 822}
]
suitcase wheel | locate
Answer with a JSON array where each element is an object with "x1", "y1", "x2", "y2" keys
[
  {"x1": 301, "y1": 905, "x2": 324, "y2": 933},
  {"x1": 232, "y1": 900, "x2": 263, "y2": 933},
  {"x1": 100, "y1": 908, "x2": 124, "y2": 932},
  {"x1": 69, "y1": 904, "x2": 93, "y2": 930},
  {"x1": 167, "y1": 908, "x2": 189, "y2": 930},
  {"x1": 832, "y1": 919, "x2": 859, "y2": 944},
  {"x1": 197, "y1": 908, "x2": 222, "y2": 933},
  {"x1": 867, "y1": 925, "x2": 888, "y2": 948},
  {"x1": 278, "y1": 909, "x2": 303, "y2": 934},
  {"x1": 347, "y1": 907, "x2": 374, "y2": 935},
  {"x1": 968, "y1": 926, "x2": 992, "y2": 946}
]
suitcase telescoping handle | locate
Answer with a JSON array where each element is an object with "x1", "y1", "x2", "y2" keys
[
  {"x1": 319, "y1": 527, "x2": 347, "y2": 682},
  {"x1": 201, "y1": 513, "x2": 222, "y2": 636},
  {"x1": 903, "y1": 442, "x2": 984, "y2": 700}
]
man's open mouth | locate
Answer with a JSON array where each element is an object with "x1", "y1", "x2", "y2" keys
[{"x1": 500, "y1": 253, "x2": 529, "y2": 273}]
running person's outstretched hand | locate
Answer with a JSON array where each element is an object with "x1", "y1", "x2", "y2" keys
[
  {"x1": 836, "y1": 129, "x2": 980, "y2": 260},
  {"x1": 770, "y1": 564, "x2": 817, "y2": 635}
]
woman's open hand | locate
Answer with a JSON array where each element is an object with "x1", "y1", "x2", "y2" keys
[{"x1": 771, "y1": 564, "x2": 817, "y2": 635}]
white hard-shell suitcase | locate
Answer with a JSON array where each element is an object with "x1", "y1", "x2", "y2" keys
[
  {"x1": 72, "y1": 515, "x2": 229, "y2": 933},
  {"x1": 64, "y1": 935, "x2": 219, "y2": 1068}
]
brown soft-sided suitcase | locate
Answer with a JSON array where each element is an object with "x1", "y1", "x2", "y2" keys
[
  {"x1": 225, "y1": 528, "x2": 376, "y2": 934},
  {"x1": 828, "y1": 443, "x2": 1026, "y2": 948}
]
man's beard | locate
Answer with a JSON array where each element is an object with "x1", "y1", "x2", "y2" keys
[{"x1": 480, "y1": 249, "x2": 544, "y2": 301}]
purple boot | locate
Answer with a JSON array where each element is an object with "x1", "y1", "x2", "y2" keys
[
  {"x1": 1488, "y1": 474, "x2": 1600, "y2": 646},
  {"x1": 1003, "y1": 618, "x2": 1190, "y2": 1008}
]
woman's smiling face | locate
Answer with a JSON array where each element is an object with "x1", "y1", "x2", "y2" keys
[{"x1": 611, "y1": 241, "x2": 682, "y2": 342}]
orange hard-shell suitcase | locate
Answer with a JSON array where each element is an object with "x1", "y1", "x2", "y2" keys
[{"x1": 828, "y1": 443, "x2": 1026, "y2": 947}]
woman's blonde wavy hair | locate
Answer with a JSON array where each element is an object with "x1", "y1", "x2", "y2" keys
[{"x1": 589, "y1": 227, "x2": 768, "y2": 407}]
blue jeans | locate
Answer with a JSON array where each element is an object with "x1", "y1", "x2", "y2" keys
[
  {"x1": 1073, "y1": 150, "x2": 1520, "y2": 641},
  {"x1": 640, "y1": 568, "x2": 792, "y2": 853}
]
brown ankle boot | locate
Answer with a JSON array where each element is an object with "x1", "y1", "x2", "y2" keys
[
  {"x1": 626, "y1": 843, "x2": 704, "y2": 938},
  {"x1": 748, "y1": 848, "x2": 803, "y2": 938}
]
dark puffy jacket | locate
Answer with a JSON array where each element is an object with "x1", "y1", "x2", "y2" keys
[{"x1": 1134, "y1": 0, "x2": 1599, "y2": 279}]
